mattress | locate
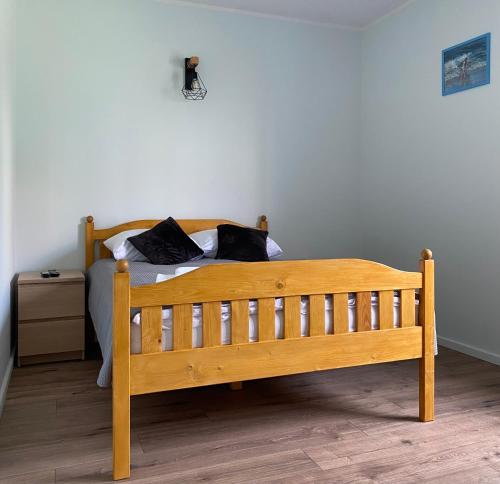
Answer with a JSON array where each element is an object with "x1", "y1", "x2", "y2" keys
[{"x1": 131, "y1": 293, "x2": 416, "y2": 353}]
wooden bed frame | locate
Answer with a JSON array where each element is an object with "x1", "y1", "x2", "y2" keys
[{"x1": 85, "y1": 215, "x2": 435, "y2": 481}]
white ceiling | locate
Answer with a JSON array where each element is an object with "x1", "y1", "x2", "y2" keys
[{"x1": 171, "y1": 0, "x2": 412, "y2": 29}]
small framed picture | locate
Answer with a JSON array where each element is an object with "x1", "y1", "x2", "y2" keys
[{"x1": 442, "y1": 33, "x2": 491, "y2": 96}]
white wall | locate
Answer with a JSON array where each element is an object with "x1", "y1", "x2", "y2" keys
[
  {"x1": 361, "y1": 0, "x2": 500, "y2": 363},
  {"x1": 0, "y1": 0, "x2": 15, "y2": 414},
  {"x1": 14, "y1": 0, "x2": 362, "y2": 272},
  {"x1": 12, "y1": 0, "x2": 500, "y2": 373}
]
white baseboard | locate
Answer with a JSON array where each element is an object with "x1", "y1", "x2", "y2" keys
[
  {"x1": 0, "y1": 352, "x2": 14, "y2": 418},
  {"x1": 438, "y1": 336, "x2": 500, "y2": 366}
]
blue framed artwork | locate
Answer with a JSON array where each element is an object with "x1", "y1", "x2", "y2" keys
[{"x1": 442, "y1": 33, "x2": 491, "y2": 96}]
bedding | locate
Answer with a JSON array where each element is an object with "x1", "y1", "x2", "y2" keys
[
  {"x1": 127, "y1": 217, "x2": 203, "y2": 264},
  {"x1": 215, "y1": 224, "x2": 269, "y2": 261},
  {"x1": 103, "y1": 229, "x2": 149, "y2": 262},
  {"x1": 189, "y1": 228, "x2": 283, "y2": 258}
]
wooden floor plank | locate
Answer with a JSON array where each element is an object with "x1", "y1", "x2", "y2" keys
[{"x1": 0, "y1": 347, "x2": 499, "y2": 482}]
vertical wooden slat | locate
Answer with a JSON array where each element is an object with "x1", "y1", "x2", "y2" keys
[
  {"x1": 112, "y1": 264, "x2": 130, "y2": 480},
  {"x1": 378, "y1": 291, "x2": 394, "y2": 330},
  {"x1": 400, "y1": 289, "x2": 416, "y2": 328},
  {"x1": 231, "y1": 300, "x2": 249, "y2": 344},
  {"x1": 258, "y1": 298, "x2": 275, "y2": 342},
  {"x1": 141, "y1": 306, "x2": 163, "y2": 353},
  {"x1": 173, "y1": 304, "x2": 192, "y2": 350},
  {"x1": 309, "y1": 295, "x2": 325, "y2": 336},
  {"x1": 202, "y1": 302, "x2": 221, "y2": 347},
  {"x1": 356, "y1": 292, "x2": 372, "y2": 332},
  {"x1": 284, "y1": 296, "x2": 301, "y2": 339},
  {"x1": 333, "y1": 293, "x2": 349, "y2": 334},
  {"x1": 419, "y1": 249, "x2": 435, "y2": 422}
]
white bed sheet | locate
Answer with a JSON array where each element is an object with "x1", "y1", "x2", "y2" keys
[{"x1": 131, "y1": 294, "x2": 417, "y2": 353}]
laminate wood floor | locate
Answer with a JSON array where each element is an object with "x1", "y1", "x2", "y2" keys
[{"x1": 1, "y1": 347, "x2": 500, "y2": 483}]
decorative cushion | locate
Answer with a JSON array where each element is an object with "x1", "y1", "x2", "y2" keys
[
  {"x1": 190, "y1": 228, "x2": 283, "y2": 258},
  {"x1": 215, "y1": 224, "x2": 269, "y2": 262},
  {"x1": 127, "y1": 217, "x2": 203, "y2": 265}
]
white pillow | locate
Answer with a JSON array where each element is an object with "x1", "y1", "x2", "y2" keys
[
  {"x1": 189, "y1": 229, "x2": 283, "y2": 259},
  {"x1": 189, "y1": 229, "x2": 219, "y2": 258},
  {"x1": 104, "y1": 229, "x2": 149, "y2": 262}
]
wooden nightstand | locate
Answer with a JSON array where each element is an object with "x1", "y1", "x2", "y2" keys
[{"x1": 17, "y1": 271, "x2": 85, "y2": 366}]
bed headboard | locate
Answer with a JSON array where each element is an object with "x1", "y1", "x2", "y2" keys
[{"x1": 85, "y1": 215, "x2": 268, "y2": 270}]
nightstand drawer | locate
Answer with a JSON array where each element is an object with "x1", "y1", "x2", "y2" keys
[
  {"x1": 18, "y1": 283, "x2": 84, "y2": 321},
  {"x1": 18, "y1": 318, "x2": 85, "y2": 356}
]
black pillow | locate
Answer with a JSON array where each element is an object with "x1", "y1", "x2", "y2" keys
[
  {"x1": 127, "y1": 217, "x2": 203, "y2": 265},
  {"x1": 215, "y1": 224, "x2": 269, "y2": 262}
]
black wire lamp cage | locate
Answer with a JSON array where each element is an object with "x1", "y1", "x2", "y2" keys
[{"x1": 182, "y1": 56, "x2": 207, "y2": 100}]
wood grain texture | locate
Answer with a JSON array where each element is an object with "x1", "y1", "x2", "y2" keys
[
  {"x1": 173, "y1": 304, "x2": 193, "y2": 351},
  {"x1": 99, "y1": 242, "x2": 112, "y2": 260},
  {"x1": 17, "y1": 271, "x2": 85, "y2": 367},
  {"x1": 400, "y1": 289, "x2": 416, "y2": 328},
  {"x1": 18, "y1": 271, "x2": 85, "y2": 284},
  {"x1": 309, "y1": 295, "x2": 325, "y2": 336},
  {"x1": 130, "y1": 328, "x2": 422, "y2": 395},
  {"x1": 131, "y1": 260, "x2": 422, "y2": 307},
  {"x1": 85, "y1": 216, "x2": 94, "y2": 270},
  {"x1": 3, "y1": 347, "x2": 491, "y2": 484},
  {"x1": 230, "y1": 300, "x2": 249, "y2": 344},
  {"x1": 259, "y1": 215, "x2": 268, "y2": 231},
  {"x1": 18, "y1": 319, "x2": 84, "y2": 357},
  {"x1": 112, "y1": 272, "x2": 131, "y2": 480},
  {"x1": 378, "y1": 290, "x2": 394, "y2": 330},
  {"x1": 141, "y1": 306, "x2": 162, "y2": 354},
  {"x1": 18, "y1": 350, "x2": 83, "y2": 366},
  {"x1": 202, "y1": 302, "x2": 221, "y2": 348},
  {"x1": 356, "y1": 292, "x2": 372, "y2": 332},
  {"x1": 333, "y1": 293, "x2": 349, "y2": 334},
  {"x1": 284, "y1": 296, "x2": 301, "y2": 339},
  {"x1": 258, "y1": 298, "x2": 275, "y2": 342},
  {"x1": 18, "y1": 283, "x2": 84, "y2": 321},
  {"x1": 419, "y1": 258, "x2": 435, "y2": 422},
  {"x1": 102, "y1": 229, "x2": 429, "y2": 481}
]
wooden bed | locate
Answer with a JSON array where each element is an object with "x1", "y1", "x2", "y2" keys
[{"x1": 85, "y1": 215, "x2": 435, "y2": 481}]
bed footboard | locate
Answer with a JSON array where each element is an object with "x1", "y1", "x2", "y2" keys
[{"x1": 112, "y1": 252, "x2": 435, "y2": 480}]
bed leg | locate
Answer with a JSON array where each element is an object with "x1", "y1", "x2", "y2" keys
[
  {"x1": 419, "y1": 249, "x2": 435, "y2": 422},
  {"x1": 230, "y1": 381, "x2": 243, "y2": 390},
  {"x1": 419, "y1": 352, "x2": 434, "y2": 422},
  {"x1": 113, "y1": 261, "x2": 131, "y2": 480}
]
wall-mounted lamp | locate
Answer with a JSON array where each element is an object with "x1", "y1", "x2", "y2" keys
[{"x1": 181, "y1": 56, "x2": 207, "y2": 100}]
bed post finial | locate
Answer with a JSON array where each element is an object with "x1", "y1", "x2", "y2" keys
[
  {"x1": 259, "y1": 215, "x2": 268, "y2": 231},
  {"x1": 116, "y1": 259, "x2": 129, "y2": 273},
  {"x1": 419, "y1": 247, "x2": 435, "y2": 423},
  {"x1": 85, "y1": 216, "x2": 95, "y2": 271}
]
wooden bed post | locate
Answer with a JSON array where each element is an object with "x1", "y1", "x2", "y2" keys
[
  {"x1": 85, "y1": 215, "x2": 94, "y2": 270},
  {"x1": 259, "y1": 215, "x2": 268, "y2": 231},
  {"x1": 113, "y1": 260, "x2": 131, "y2": 480},
  {"x1": 419, "y1": 249, "x2": 435, "y2": 422}
]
